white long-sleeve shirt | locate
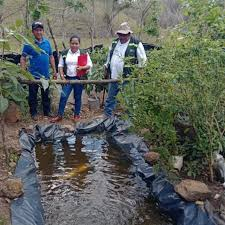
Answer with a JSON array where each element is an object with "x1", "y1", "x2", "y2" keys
[
  {"x1": 58, "y1": 49, "x2": 93, "y2": 77},
  {"x1": 105, "y1": 39, "x2": 147, "y2": 79}
]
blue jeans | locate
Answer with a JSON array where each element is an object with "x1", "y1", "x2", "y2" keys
[
  {"x1": 58, "y1": 77, "x2": 83, "y2": 116},
  {"x1": 28, "y1": 84, "x2": 50, "y2": 116},
  {"x1": 104, "y1": 82, "x2": 120, "y2": 117}
]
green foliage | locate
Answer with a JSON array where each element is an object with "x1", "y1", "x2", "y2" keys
[
  {"x1": 86, "y1": 48, "x2": 108, "y2": 95},
  {"x1": 40, "y1": 77, "x2": 49, "y2": 91},
  {"x1": 0, "y1": 23, "x2": 34, "y2": 115},
  {"x1": 0, "y1": 95, "x2": 8, "y2": 114},
  {"x1": 145, "y1": 0, "x2": 160, "y2": 37},
  {"x1": 119, "y1": 0, "x2": 225, "y2": 178},
  {"x1": 28, "y1": 0, "x2": 49, "y2": 21},
  {"x1": 0, "y1": 60, "x2": 33, "y2": 113},
  {"x1": 64, "y1": 0, "x2": 85, "y2": 12}
]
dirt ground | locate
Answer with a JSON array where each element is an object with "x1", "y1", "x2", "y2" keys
[{"x1": 1, "y1": 101, "x2": 225, "y2": 224}]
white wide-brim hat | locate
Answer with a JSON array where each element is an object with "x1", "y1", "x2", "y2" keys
[{"x1": 116, "y1": 22, "x2": 133, "y2": 35}]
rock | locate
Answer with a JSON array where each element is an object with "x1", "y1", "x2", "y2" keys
[
  {"x1": 9, "y1": 162, "x2": 16, "y2": 169},
  {"x1": 144, "y1": 152, "x2": 160, "y2": 165},
  {"x1": 175, "y1": 179, "x2": 212, "y2": 202},
  {"x1": 172, "y1": 155, "x2": 184, "y2": 171},
  {"x1": 3, "y1": 102, "x2": 20, "y2": 123},
  {"x1": 0, "y1": 178, "x2": 23, "y2": 199}
]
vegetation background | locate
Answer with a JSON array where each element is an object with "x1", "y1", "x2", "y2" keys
[
  {"x1": 0, "y1": 0, "x2": 225, "y2": 181},
  {"x1": 0, "y1": 0, "x2": 184, "y2": 50}
]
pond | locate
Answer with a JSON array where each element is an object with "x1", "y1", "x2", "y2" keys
[{"x1": 36, "y1": 133, "x2": 170, "y2": 225}]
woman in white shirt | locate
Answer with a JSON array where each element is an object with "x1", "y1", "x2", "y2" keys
[{"x1": 51, "y1": 35, "x2": 92, "y2": 122}]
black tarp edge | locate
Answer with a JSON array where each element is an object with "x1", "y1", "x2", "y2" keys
[{"x1": 11, "y1": 117, "x2": 220, "y2": 225}]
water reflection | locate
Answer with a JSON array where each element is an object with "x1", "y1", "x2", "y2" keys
[{"x1": 36, "y1": 134, "x2": 169, "y2": 225}]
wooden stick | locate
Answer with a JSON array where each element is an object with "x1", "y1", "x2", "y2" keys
[
  {"x1": 47, "y1": 19, "x2": 59, "y2": 57},
  {"x1": 18, "y1": 79, "x2": 127, "y2": 85}
]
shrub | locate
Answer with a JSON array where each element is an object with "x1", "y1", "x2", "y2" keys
[{"x1": 119, "y1": 0, "x2": 225, "y2": 179}]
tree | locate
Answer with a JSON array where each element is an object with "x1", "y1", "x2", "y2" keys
[
  {"x1": 103, "y1": 0, "x2": 132, "y2": 36},
  {"x1": 131, "y1": 0, "x2": 156, "y2": 38},
  {"x1": 24, "y1": 0, "x2": 49, "y2": 30},
  {"x1": 57, "y1": 0, "x2": 85, "y2": 45}
]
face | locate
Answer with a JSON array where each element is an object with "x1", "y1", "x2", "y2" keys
[
  {"x1": 70, "y1": 38, "x2": 80, "y2": 52},
  {"x1": 117, "y1": 33, "x2": 130, "y2": 43},
  {"x1": 32, "y1": 28, "x2": 44, "y2": 41}
]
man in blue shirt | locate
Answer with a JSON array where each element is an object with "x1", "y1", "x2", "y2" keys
[{"x1": 20, "y1": 21, "x2": 57, "y2": 121}]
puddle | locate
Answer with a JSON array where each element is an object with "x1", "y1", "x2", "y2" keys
[{"x1": 36, "y1": 133, "x2": 170, "y2": 225}]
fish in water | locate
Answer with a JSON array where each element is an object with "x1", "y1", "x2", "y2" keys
[{"x1": 62, "y1": 164, "x2": 89, "y2": 179}]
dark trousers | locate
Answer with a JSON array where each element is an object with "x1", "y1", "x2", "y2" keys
[
  {"x1": 58, "y1": 77, "x2": 83, "y2": 116},
  {"x1": 28, "y1": 84, "x2": 50, "y2": 116}
]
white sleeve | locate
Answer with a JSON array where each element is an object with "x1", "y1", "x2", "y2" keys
[
  {"x1": 137, "y1": 42, "x2": 147, "y2": 67},
  {"x1": 58, "y1": 55, "x2": 64, "y2": 68},
  {"x1": 105, "y1": 45, "x2": 112, "y2": 67},
  {"x1": 87, "y1": 53, "x2": 93, "y2": 68}
]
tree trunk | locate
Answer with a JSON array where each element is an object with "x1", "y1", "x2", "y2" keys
[
  {"x1": 89, "y1": 27, "x2": 94, "y2": 51},
  {"x1": 61, "y1": 8, "x2": 66, "y2": 45},
  {"x1": 92, "y1": 0, "x2": 96, "y2": 38},
  {"x1": 25, "y1": 0, "x2": 29, "y2": 30}
]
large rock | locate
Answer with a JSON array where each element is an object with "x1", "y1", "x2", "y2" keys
[
  {"x1": 175, "y1": 179, "x2": 212, "y2": 202},
  {"x1": 0, "y1": 178, "x2": 23, "y2": 199},
  {"x1": 144, "y1": 152, "x2": 160, "y2": 165},
  {"x1": 3, "y1": 102, "x2": 20, "y2": 123}
]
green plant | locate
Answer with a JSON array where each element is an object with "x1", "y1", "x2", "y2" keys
[
  {"x1": 24, "y1": 0, "x2": 49, "y2": 30},
  {"x1": 86, "y1": 48, "x2": 108, "y2": 96},
  {"x1": 0, "y1": 22, "x2": 35, "y2": 162},
  {"x1": 119, "y1": 0, "x2": 225, "y2": 180}
]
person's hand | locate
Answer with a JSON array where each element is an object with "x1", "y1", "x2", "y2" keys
[
  {"x1": 60, "y1": 74, "x2": 66, "y2": 80},
  {"x1": 53, "y1": 72, "x2": 57, "y2": 80},
  {"x1": 76, "y1": 66, "x2": 83, "y2": 72},
  {"x1": 104, "y1": 65, "x2": 109, "y2": 79}
]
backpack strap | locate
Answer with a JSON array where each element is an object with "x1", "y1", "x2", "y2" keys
[{"x1": 61, "y1": 49, "x2": 69, "y2": 77}]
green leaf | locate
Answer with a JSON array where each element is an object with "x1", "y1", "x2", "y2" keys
[
  {"x1": 12, "y1": 33, "x2": 42, "y2": 54},
  {"x1": 40, "y1": 78, "x2": 49, "y2": 91},
  {"x1": 15, "y1": 19, "x2": 23, "y2": 28},
  {"x1": 0, "y1": 95, "x2": 9, "y2": 114},
  {"x1": 3, "y1": 41, "x2": 11, "y2": 51}
]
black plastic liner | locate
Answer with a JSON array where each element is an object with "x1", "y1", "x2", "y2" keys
[{"x1": 12, "y1": 116, "x2": 219, "y2": 225}]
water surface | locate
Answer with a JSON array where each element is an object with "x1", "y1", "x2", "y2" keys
[{"x1": 36, "y1": 133, "x2": 169, "y2": 225}]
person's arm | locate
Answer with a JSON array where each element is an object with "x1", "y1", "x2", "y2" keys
[
  {"x1": 20, "y1": 44, "x2": 29, "y2": 70},
  {"x1": 137, "y1": 42, "x2": 147, "y2": 67},
  {"x1": 20, "y1": 56, "x2": 27, "y2": 70},
  {"x1": 50, "y1": 55, "x2": 57, "y2": 79},
  {"x1": 58, "y1": 67, "x2": 65, "y2": 80},
  {"x1": 48, "y1": 41, "x2": 57, "y2": 79},
  {"x1": 58, "y1": 55, "x2": 66, "y2": 80},
  {"x1": 76, "y1": 53, "x2": 92, "y2": 71},
  {"x1": 103, "y1": 45, "x2": 112, "y2": 79},
  {"x1": 104, "y1": 45, "x2": 111, "y2": 68}
]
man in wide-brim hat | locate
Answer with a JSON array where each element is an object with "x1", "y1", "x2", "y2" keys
[{"x1": 104, "y1": 22, "x2": 147, "y2": 118}]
